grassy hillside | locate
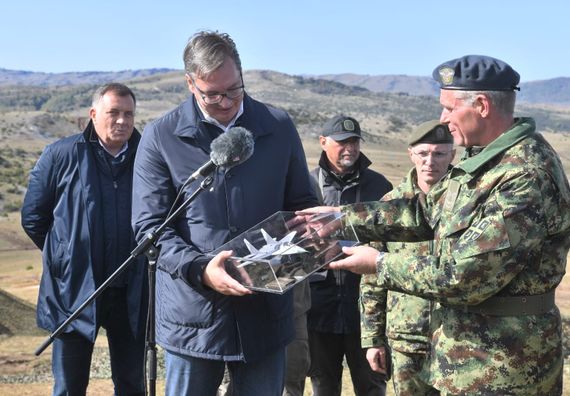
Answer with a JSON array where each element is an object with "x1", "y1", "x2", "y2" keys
[{"x1": 1, "y1": 70, "x2": 570, "y2": 215}]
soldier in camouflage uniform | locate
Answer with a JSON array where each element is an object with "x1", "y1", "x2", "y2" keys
[
  {"x1": 361, "y1": 120, "x2": 455, "y2": 396},
  {"x1": 299, "y1": 55, "x2": 570, "y2": 395}
]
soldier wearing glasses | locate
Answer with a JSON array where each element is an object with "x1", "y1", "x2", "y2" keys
[
  {"x1": 132, "y1": 31, "x2": 318, "y2": 396},
  {"x1": 361, "y1": 120, "x2": 454, "y2": 396}
]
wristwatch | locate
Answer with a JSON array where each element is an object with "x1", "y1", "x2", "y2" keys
[{"x1": 375, "y1": 251, "x2": 385, "y2": 274}]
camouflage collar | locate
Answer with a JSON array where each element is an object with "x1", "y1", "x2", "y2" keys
[
  {"x1": 409, "y1": 168, "x2": 425, "y2": 194},
  {"x1": 462, "y1": 146, "x2": 485, "y2": 159},
  {"x1": 454, "y1": 117, "x2": 535, "y2": 175}
]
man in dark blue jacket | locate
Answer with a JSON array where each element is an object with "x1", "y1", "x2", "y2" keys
[
  {"x1": 21, "y1": 83, "x2": 147, "y2": 395},
  {"x1": 308, "y1": 115, "x2": 392, "y2": 396},
  {"x1": 131, "y1": 31, "x2": 318, "y2": 396}
]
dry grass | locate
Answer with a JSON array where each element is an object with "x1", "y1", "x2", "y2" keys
[
  {"x1": 0, "y1": 249, "x2": 41, "y2": 304},
  {"x1": 0, "y1": 379, "x2": 132, "y2": 396},
  {"x1": 3, "y1": 253, "x2": 569, "y2": 394}
]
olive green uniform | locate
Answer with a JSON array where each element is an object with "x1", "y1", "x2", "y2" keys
[
  {"x1": 346, "y1": 118, "x2": 569, "y2": 395},
  {"x1": 360, "y1": 169, "x2": 438, "y2": 396}
]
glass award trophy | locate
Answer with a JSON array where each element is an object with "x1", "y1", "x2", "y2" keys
[{"x1": 210, "y1": 211, "x2": 359, "y2": 294}]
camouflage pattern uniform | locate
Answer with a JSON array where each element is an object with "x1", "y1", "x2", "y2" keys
[
  {"x1": 346, "y1": 118, "x2": 570, "y2": 395},
  {"x1": 360, "y1": 168, "x2": 439, "y2": 396}
]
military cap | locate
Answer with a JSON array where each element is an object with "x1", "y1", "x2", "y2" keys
[
  {"x1": 408, "y1": 120, "x2": 453, "y2": 146},
  {"x1": 321, "y1": 115, "x2": 363, "y2": 141},
  {"x1": 432, "y1": 55, "x2": 520, "y2": 91}
]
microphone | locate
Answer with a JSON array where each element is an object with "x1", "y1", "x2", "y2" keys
[
  {"x1": 167, "y1": 127, "x2": 254, "y2": 219},
  {"x1": 188, "y1": 126, "x2": 255, "y2": 182}
]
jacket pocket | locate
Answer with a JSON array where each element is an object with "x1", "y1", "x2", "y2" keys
[
  {"x1": 157, "y1": 272, "x2": 216, "y2": 328},
  {"x1": 449, "y1": 208, "x2": 511, "y2": 260},
  {"x1": 47, "y1": 236, "x2": 68, "y2": 279}
]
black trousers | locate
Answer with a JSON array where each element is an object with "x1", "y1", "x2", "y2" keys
[
  {"x1": 51, "y1": 288, "x2": 145, "y2": 396},
  {"x1": 308, "y1": 330, "x2": 386, "y2": 396}
]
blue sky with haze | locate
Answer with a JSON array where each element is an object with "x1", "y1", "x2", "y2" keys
[{"x1": 2, "y1": 0, "x2": 568, "y2": 82}]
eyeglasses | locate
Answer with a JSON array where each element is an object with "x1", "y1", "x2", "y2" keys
[
  {"x1": 191, "y1": 77, "x2": 245, "y2": 105},
  {"x1": 411, "y1": 149, "x2": 453, "y2": 161}
]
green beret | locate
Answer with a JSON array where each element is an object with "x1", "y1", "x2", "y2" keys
[
  {"x1": 408, "y1": 120, "x2": 453, "y2": 146},
  {"x1": 433, "y1": 55, "x2": 520, "y2": 91}
]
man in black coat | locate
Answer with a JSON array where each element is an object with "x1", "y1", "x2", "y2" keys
[
  {"x1": 307, "y1": 115, "x2": 392, "y2": 396},
  {"x1": 21, "y1": 83, "x2": 146, "y2": 395}
]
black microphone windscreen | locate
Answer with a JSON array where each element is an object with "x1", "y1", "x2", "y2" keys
[{"x1": 210, "y1": 127, "x2": 254, "y2": 167}]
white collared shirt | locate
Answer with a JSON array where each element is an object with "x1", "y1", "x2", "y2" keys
[
  {"x1": 99, "y1": 140, "x2": 128, "y2": 158},
  {"x1": 197, "y1": 101, "x2": 244, "y2": 132}
]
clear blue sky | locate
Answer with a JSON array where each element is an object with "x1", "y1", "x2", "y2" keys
[{"x1": 2, "y1": 0, "x2": 568, "y2": 82}]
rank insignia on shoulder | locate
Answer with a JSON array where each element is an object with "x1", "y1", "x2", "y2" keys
[{"x1": 443, "y1": 180, "x2": 460, "y2": 212}]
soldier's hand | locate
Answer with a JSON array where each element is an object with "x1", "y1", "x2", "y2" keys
[
  {"x1": 328, "y1": 246, "x2": 378, "y2": 274},
  {"x1": 294, "y1": 206, "x2": 340, "y2": 216},
  {"x1": 366, "y1": 347, "x2": 388, "y2": 374},
  {"x1": 290, "y1": 207, "x2": 342, "y2": 238},
  {"x1": 203, "y1": 250, "x2": 253, "y2": 296}
]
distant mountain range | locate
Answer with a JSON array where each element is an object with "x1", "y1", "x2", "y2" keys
[
  {"x1": 315, "y1": 73, "x2": 440, "y2": 97},
  {"x1": 0, "y1": 67, "x2": 175, "y2": 87},
  {"x1": 316, "y1": 74, "x2": 570, "y2": 105},
  {"x1": 1, "y1": 67, "x2": 569, "y2": 105}
]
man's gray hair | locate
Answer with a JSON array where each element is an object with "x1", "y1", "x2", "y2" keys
[
  {"x1": 91, "y1": 83, "x2": 136, "y2": 107},
  {"x1": 455, "y1": 90, "x2": 516, "y2": 117},
  {"x1": 183, "y1": 30, "x2": 242, "y2": 79}
]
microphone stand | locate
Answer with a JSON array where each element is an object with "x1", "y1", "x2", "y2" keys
[{"x1": 34, "y1": 175, "x2": 215, "y2": 396}]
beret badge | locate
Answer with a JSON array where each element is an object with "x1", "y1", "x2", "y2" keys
[
  {"x1": 435, "y1": 126, "x2": 446, "y2": 139},
  {"x1": 439, "y1": 67, "x2": 455, "y2": 86}
]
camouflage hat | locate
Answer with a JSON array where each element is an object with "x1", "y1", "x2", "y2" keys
[
  {"x1": 433, "y1": 55, "x2": 520, "y2": 91},
  {"x1": 408, "y1": 120, "x2": 453, "y2": 146},
  {"x1": 321, "y1": 115, "x2": 363, "y2": 141}
]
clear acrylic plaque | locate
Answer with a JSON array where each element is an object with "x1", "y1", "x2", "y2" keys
[{"x1": 210, "y1": 211, "x2": 359, "y2": 294}]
